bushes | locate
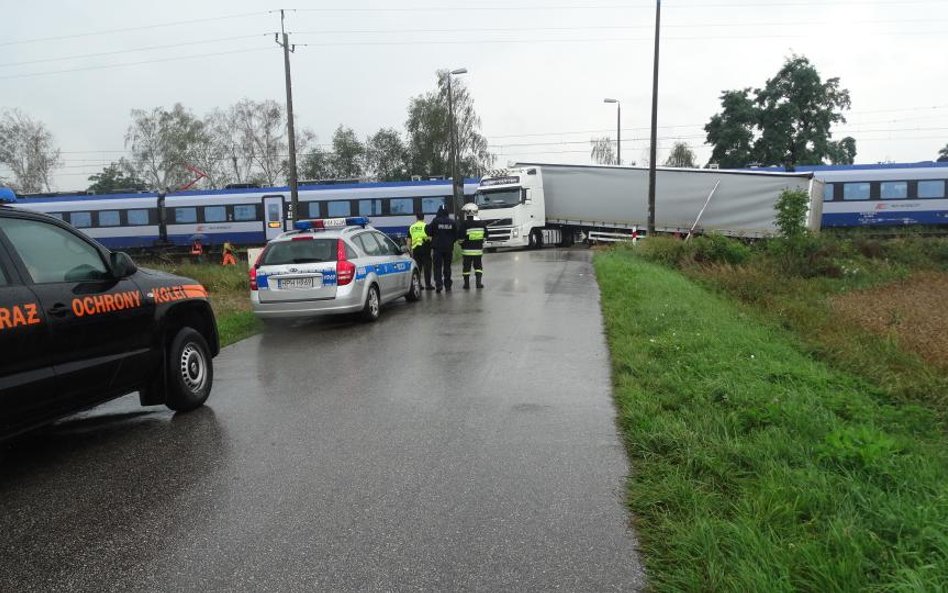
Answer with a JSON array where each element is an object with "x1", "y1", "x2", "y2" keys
[{"x1": 637, "y1": 234, "x2": 751, "y2": 267}]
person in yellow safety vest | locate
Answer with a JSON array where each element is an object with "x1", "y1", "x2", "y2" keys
[
  {"x1": 408, "y1": 213, "x2": 434, "y2": 290},
  {"x1": 457, "y1": 202, "x2": 487, "y2": 289},
  {"x1": 221, "y1": 241, "x2": 237, "y2": 266}
]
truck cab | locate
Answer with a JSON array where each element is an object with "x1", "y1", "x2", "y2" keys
[{"x1": 475, "y1": 168, "x2": 558, "y2": 249}]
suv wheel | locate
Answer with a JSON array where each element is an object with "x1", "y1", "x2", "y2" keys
[
  {"x1": 166, "y1": 327, "x2": 213, "y2": 412},
  {"x1": 405, "y1": 271, "x2": 422, "y2": 302},
  {"x1": 361, "y1": 284, "x2": 381, "y2": 322}
]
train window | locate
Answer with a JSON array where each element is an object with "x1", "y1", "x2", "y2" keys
[
  {"x1": 128, "y1": 209, "x2": 150, "y2": 225},
  {"x1": 204, "y1": 206, "x2": 227, "y2": 222},
  {"x1": 307, "y1": 202, "x2": 321, "y2": 218},
  {"x1": 843, "y1": 183, "x2": 870, "y2": 201},
  {"x1": 422, "y1": 197, "x2": 447, "y2": 213},
  {"x1": 174, "y1": 207, "x2": 197, "y2": 224},
  {"x1": 70, "y1": 212, "x2": 93, "y2": 228},
  {"x1": 99, "y1": 210, "x2": 121, "y2": 226},
  {"x1": 918, "y1": 180, "x2": 946, "y2": 199},
  {"x1": 389, "y1": 198, "x2": 413, "y2": 214},
  {"x1": 880, "y1": 182, "x2": 907, "y2": 200},
  {"x1": 233, "y1": 205, "x2": 258, "y2": 221},
  {"x1": 327, "y1": 201, "x2": 351, "y2": 217},
  {"x1": 358, "y1": 199, "x2": 382, "y2": 216}
]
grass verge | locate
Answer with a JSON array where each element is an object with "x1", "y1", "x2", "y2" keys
[
  {"x1": 141, "y1": 261, "x2": 261, "y2": 347},
  {"x1": 595, "y1": 250, "x2": 947, "y2": 593}
]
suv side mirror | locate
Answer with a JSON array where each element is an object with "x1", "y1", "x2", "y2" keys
[
  {"x1": 400, "y1": 245, "x2": 410, "y2": 254},
  {"x1": 110, "y1": 252, "x2": 138, "y2": 278}
]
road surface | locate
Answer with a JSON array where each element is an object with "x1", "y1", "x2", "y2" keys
[{"x1": 0, "y1": 249, "x2": 644, "y2": 592}]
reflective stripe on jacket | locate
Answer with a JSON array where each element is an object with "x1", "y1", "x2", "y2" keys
[{"x1": 458, "y1": 219, "x2": 487, "y2": 256}]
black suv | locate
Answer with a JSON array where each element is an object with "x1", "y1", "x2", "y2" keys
[{"x1": 0, "y1": 203, "x2": 219, "y2": 441}]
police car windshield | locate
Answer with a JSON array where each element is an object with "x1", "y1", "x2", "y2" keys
[
  {"x1": 263, "y1": 239, "x2": 337, "y2": 265},
  {"x1": 475, "y1": 189, "x2": 521, "y2": 210}
]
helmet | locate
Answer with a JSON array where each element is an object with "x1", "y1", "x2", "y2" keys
[{"x1": 461, "y1": 203, "x2": 479, "y2": 218}]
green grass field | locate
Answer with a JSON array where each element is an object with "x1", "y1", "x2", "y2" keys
[{"x1": 595, "y1": 249, "x2": 947, "y2": 593}]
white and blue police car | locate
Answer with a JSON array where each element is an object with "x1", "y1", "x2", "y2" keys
[{"x1": 249, "y1": 217, "x2": 422, "y2": 323}]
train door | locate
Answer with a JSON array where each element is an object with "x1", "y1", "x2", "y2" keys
[{"x1": 263, "y1": 195, "x2": 285, "y2": 241}]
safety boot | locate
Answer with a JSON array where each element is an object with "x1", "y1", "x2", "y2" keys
[
  {"x1": 475, "y1": 274, "x2": 484, "y2": 289},
  {"x1": 463, "y1": 277, "x2": 470, "y2": 290}
]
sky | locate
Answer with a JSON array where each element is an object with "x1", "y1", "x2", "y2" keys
[{"x1": 1, "y1": 0, "x2": 947, "y2": 190}]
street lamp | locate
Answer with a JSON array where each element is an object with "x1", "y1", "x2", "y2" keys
[
  {"x1": 604, "y1": 98, "x2": 621, "y2": 165},
  {"x1": 447, "y1": 67, "x2": 468, "y2": 218}
]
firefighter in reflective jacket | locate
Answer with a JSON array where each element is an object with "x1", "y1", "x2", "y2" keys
[
  {"x1": 408, "y1": 213, "x2": 434, "y2": 290},
  {"x1": 458, "y1": 202, "x2": 487, "y2": 289}
]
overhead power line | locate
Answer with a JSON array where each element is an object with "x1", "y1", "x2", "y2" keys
[{"x1": 0, "y1": 11, "x2": 268, "y2": 47}]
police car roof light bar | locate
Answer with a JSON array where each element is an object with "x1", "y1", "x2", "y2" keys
[
  {"x1": 0, "y1": 187, "x2": 17, "y2": 203},
  {"x1": 294, "y1": 217, "x2": 370, "y2": 231}
]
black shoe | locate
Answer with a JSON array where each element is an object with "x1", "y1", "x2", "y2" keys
[
  {"x1": 476, "y1": 283, "x2": 484, "y2": 289},
  {"x1": 425, "y1": 286, "x2": 435, "y2": 291},
  {"x1": 445, "y1": 285, "x2": 452, "y2": 292},
  {"x1": 436, "y1": 286, "x2": 443, "y2": 293}
]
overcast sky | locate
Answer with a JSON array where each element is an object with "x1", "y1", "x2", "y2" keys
[{"x1": 2, "y1": 0, "x2": 946, "y2": 190}]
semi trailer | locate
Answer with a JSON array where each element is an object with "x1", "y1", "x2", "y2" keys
[{"x1": 474, "y1": 163, "x2": 823, "y2": 248}]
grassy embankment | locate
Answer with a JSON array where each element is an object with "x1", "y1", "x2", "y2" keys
[
  {"x1": 595, "y1": 234, "x2": 947, "y2": 592},
  {"x1": 144, "y1": 260, "x2": 259, "y2": 347}
]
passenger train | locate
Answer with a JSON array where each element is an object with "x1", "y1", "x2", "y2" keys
[
  {"x1": 6, "y1": 179, "x2": 479, "y2": 250},
  {"x1": 3, "y1": 162, "x2": 946, "y2": 250},
  {"x1": 765, "y1": 161, "x2": 948, "y2": 228}
]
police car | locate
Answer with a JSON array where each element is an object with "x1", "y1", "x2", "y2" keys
[
  {"x1": 0, "y1": 187, "x2": 219, "y2": 441},
  {"x1": 250, "y1": 217, "x2": 422, "y2": 322}
]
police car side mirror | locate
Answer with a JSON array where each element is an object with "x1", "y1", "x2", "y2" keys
[
  {"x1": 400, "y1": 245, "x2": 409, "y2": 254},
  {"x1": 110, "y1": 252, "x2": 138, "y2": 279}
]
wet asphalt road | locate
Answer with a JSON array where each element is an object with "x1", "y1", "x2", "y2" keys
[{"x1": 0, "y1": 249, "x2": 643, "y2": 592}]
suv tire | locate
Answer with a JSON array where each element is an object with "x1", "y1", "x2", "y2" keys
[{"x1": 166, "y1": 327, "x2": 213, "y2": 412}]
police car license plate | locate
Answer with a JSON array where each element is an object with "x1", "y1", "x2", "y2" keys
[{"x1": 279, "y1": 277, "x2": 316, "y2": 290}]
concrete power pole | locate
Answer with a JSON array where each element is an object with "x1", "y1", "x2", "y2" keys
[{"x1": 275, "y1": 9, "x2": 299, "y2": 227}]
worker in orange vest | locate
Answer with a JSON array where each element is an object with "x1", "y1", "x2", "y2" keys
[
  {"x1": 221, "y1": 241, "x2": 237, "y2": 266},
  {"x1": 190, "y1": 238, "x2": 204, "y2": 262}
]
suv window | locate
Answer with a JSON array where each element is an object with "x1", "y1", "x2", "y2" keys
[
  {"x1": 0, "y1": 217, "x2": 109, "y2": 283},
  {"x1": 262, "y1": 239, "x2": 337, "y2": 265},
  {"x1": 373, "y1": 232, "x2": 402, "y2": 256},
  {"x1": 0, "y1": 261, "x2": 8, "y2": 286},
  {"x1": 353, "y1": 233, "x2": 382, "y2": 256}
]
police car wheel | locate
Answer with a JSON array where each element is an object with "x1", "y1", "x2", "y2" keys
[
  {"x1": 361, "y1": 284, "x2": 381, "y2": 322},
  {"x1": 406, "y1": 271, "x2": 422, "y2": 302},
  {"x1": 165, "y1": 327, "x2": 213, "y2": 412}
]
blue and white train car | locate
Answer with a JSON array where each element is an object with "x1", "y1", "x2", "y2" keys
[
  {"x1": 791, "y1": 162, "x2": 948, "y2": 228},
  {"x1": 10, "y1": 179, "x2": 479, "y2": 250}
]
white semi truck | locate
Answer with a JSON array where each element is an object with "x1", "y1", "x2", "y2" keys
[{"x1": 474, "y1": 163, "x2": 823, "y2": 249}]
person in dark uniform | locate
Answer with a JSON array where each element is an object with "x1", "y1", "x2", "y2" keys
[
  {"x1": 457, "y1": 203, "x2": 487, "y2": 289},
  {"x1": 408, "y1": 213, "x2": 434, "y2": 290},
  {"x1": 425, "y1": 205, "x2": 458, "y2": 293}
]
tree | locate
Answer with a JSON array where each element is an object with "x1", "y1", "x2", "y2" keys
[
  {"x1": 664, "y1": 141, "x2": 697, "y2": 168},
  {"x1": 87, "y1": 161, "x2": 147, "y2": 193},
  {"x1": 937, "y1": 144, "x2": 948, "y2": 163},
  {"x1": 590, "y1": 137, "x2": 616, "y2": 165},
  {"x1": 125, "y1": 103, "x2": 217, "y2": 190},
  {"x1": 300, "y1": 145, "x2": 335, "y2": 180},
  {"x1": 0, "y1": 109, "x2": 62, "y2": 192},
  {"x1": 366, "y1": 128, "x2": 408, "y2": 181},
  {"x1": 330, "y1": 125, "x2": 365, "y2": 179},
  {"x1": 705, "y1": 56, "x2": 856, "y2": 169},
  {"x1": 705, "y1": 89, "x2": 759, "y2": 169},
  {"x1": 405, "y1": 70, "x2": 493, "y2": 179}
]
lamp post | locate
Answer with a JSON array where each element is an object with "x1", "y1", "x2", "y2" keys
[
  {"x1": 603, "y1": 98, "x2": 621, "y2": 165},
  {"x1": 647, "y1": 0, "x2": 662, "y2": 235},
  {"x1": 447, "y1": 67, "x2": 468, "y2": 218}
]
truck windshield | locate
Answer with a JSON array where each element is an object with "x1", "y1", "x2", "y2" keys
[{"x1": 476, "y1": 189, "x2": 521, "y2": 210}]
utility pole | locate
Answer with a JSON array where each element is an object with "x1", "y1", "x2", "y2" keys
[
  {"x1": 447, "y1": 68, "x2": 468, "y2": 217},
  {"x1": 275, "y1": 9, "x2": 299, "y2": 227},
  {"x1": 647, "y1": 0, "x2": 661, "y2": 235}
]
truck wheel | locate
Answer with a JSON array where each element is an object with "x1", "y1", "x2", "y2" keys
[
  {"x1": 165, "y1": 327, "x2": 213, "y2": 412},
  {"x1": 529, "y1": 229, "x2": 543, "y2": 250},
  {"x1": 405, "y1": 271, "x2": 422, "y2": 302},
  {"x1": 361, "y1": 284, "x2": 381, "y2": 322}
]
